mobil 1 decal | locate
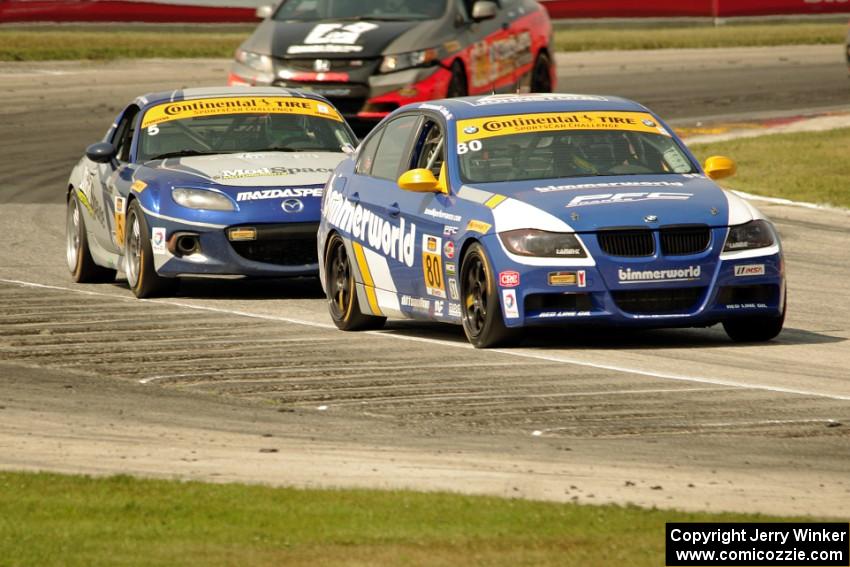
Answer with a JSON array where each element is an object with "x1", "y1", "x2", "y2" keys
[{"x1": 422, "y1": 234, "x2": 446, "y2": 298}]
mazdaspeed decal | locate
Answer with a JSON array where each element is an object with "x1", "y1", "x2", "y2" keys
[
  {"x1": 236, "y1": 187, "x2": 323, "y2": 201},
  {"x1": 456, "y1": 111, "x2": 670, "y2": 143},
  {"x1": 141, "y1": 97, "x2": 343, "y2": 128},
  {"x1": 324, "y1": 189, "x2": 416, "y2": 267}
]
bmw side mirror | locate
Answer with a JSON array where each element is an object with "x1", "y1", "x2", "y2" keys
[
  {"x1": 255, "y1": 4, "x2": 273, "y2": 19},
  {"x1": 398, "y1": 169, "x2": 446, "y2": 194},
  {"x1": 471, "y1": 0, "x2": 498, "y2": 21},
  {"x1": 704, "y1": 155, "x2": 737, "y2": 181},
  {"x1": 86, "y1": 142, "x2": 117, "y2": 164}
]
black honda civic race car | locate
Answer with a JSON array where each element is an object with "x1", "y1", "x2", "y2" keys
[{"x1": 229, "y1": 0, "x2": 556, "y2": 130}]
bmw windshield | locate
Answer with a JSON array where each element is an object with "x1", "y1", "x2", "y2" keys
[
  {"x1": 274, "y1": 0, "x2": 447, "y2": 21},
  {"x1": 137, "y1": 96, "x2": 356, "y2": 162},
  {"x1": 455, "y1": 111, "x2": 698, "y2": 184}
]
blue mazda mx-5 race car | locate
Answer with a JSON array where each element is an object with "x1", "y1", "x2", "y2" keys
[
  {"x1": 66, "y1": 86, "x2": 357, "y2": 298},
  {"x1": 317, "y1": 93, "x2": 786, "y2": 347}
]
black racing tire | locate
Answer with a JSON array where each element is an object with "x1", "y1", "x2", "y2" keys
[
  {"x1": 460, "y1": 242, "x2": 516, "y2": 348},
  {"x1": 446, "y1": 60, "x2": 468, "y2": 99},
  {"x1": 124, "y1": 200, "x2": 177, "y2": 299},
  {"x1": 530, "y1": 51, "x2": 553, "y2": 93},
  {"x1": 722, "y1": 292, "x2": 786, "y2": 342},
  {"x1": 66, "y1": 192, "x2": 117, "y2": 283},
  {"x1": 324, "y1": 233, "x2": 386, "y2": 331}
]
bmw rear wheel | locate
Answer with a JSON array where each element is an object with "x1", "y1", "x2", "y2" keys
[
  {"x1": 722, "y1": 293, "x2": 786, "y2": 342},
  {"x1": 66, "y1": 192, "x2": 116, "y2": 283},
  {"x1": 325, "y1": 234, "x2": 386, "y2": 331},
  {"x1": 460, "y1": 243, "x2": 515, "y2": 348},
  {"x1": 124, "y1": 200, "x2": 176, "y2": 298}
]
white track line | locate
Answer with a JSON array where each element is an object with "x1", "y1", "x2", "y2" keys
[
  {"x1": 732, "y1": 190, "x2": 850, "y2": 215},
  {"x1": 3, "y1": 277, "x2": 850, "y2": 402}
]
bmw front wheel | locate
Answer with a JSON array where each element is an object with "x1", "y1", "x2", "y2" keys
[
  {"x1": 460, "y1": 243, "x2": 515, "y2": 348},
  {"x1": 722, "y1": 293, "x2": 786, "y2": 342}
]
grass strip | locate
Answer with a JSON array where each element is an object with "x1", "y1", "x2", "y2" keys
[
  {"x1": 0, "y1": 471, "x2": 802, "y2": 567},
  {"x1": 0, "y1": 22, "x2": 846, "y2": 61},
  {"x1": 553, "y1": 22, "x2": 846, "y2": 52},
  {"x1": 690, "y1": 127, "x2": 850, "y2": 209}
]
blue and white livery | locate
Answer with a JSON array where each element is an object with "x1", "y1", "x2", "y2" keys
[{"x1": 317, "y1": 94, "x2": 786, "y2": 347}]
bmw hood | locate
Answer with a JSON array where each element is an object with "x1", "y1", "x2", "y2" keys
[
  {"x1": 155, "y1": 152, "x2": 345, "y2": 188},
  {"x1": 244, "y1": 18, "x2": 426, "y2": 59},
  {"x1": 478, "y1": 175, "x2": 748, "y2": 232}
]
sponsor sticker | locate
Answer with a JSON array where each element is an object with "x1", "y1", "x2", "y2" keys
[
  {"x1": 448, "y1": 278, "x2": 459, "y2": 301},
  {"x1": 432, "y1": 300, "x2": 445, "y2": 317},
  {"x1": 113, "y1": 196, "x2": 127, "y2": 246},
  {"x1": 446, "y1": 263, "x2": 456, "y2": 276},
  {"x1": 468, "y1": 94, "x2": 609, "y2": 107},
  {"x1": 534, "y1": 181, "x2": 685, "y2": 194},
  {"x1": 566, "y1": 192, "x2": 693, "y2": 208},
  {"x1": 401, "y1": 295, "x2": 430, "y2": 310},
  {"x1": 130, "y1": 180, "x2": 147, "y2": 193},
  {"x1": 443, "y1": 225, "x2": 459, "y2": 237},
  {"x1": 151, "y1": 227, "x2": 167, "y2": 253},
  {"x1": 424, "y1": 208, "x2": 461, "y2": 222},
  {"x1": 734, "y1": 264, "x2": 765, "y2": 277},
  {"x1": 448, "y1": 303, "x2": 462, "y2": 318},
  {"x1": 502, "y1": 289, "x2": 520, "y2": 319},
  {"x1": 422, "y1": 234, "x2": 446, "y2": 298},
  {"x1": 444, "y1": 240, "x2": 455, "y2": 259},
  {"x1": 618, "y1": 266, "x2": 701, "y2": 284},
  {"x1": 456, "y1": 111, "x2": 671, "y2": 144},
  {"x1": 466, "y1": 220, "x2": 492, "y2": 234},
  {"x1": 323, "y1": 189, "x2": 416, "y2": 267},
  {"x1": 548, "y1": 271, "x2": 587, "y2": 287},
  {"x1": 141, "y1": 96, "x2": 343, "y2": 128},
  {"x1": 499, "y1": 271, "x2": 520, "y2": 288},
  {"x1": 216, "y1": 167, "x2": 333, "y2": 181}
]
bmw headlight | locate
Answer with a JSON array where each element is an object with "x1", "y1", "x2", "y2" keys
[
  {"x1": 499, "y1": 229, "x2": 587, "y2": 258},
  {"x1": 235, "y1": 49, "x2": 273, "y2": 73},
  {"x1": 379, "y1": 48, "x2": 439, "y2": 73},
  {"x1": 172, "y1": 188, "x2": 236, "y2": 211},
  {"x1": 723, "y1": 220, "x2": 776, "y2": 252}
]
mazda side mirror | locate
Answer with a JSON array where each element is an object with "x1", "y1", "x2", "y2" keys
[
  {"x1": 255, "y1": 5, "x2": 273, "y2": 19},
  {"x1": 85, "y1": 142, "x2": 117, "y2": 164}
]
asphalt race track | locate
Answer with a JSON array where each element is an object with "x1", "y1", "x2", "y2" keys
[{"x1": 0, "y1": 46, "x2": 849, "y2": 516}]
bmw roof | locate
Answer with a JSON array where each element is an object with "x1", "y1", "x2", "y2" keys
[
  {"x1": 413, "y1": 93, "x2": 651, "y2": 121},
  {"x1": 133, "y1": 86, "x2": 332, "y2": 109}
]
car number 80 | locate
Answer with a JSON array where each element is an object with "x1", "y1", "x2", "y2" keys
[{"x1": 457, "y1": 140, "x2": 483, "y2": 155}]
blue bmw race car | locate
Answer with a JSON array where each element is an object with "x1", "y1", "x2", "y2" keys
[
  {"x1": 317, "y1": 93, "x2": 786, "y2": 347},
  {"x1": 66, "y1": 86, "x2": 357, "y2": 298}
]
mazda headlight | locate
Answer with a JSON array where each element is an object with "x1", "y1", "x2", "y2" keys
[
  {"x1": 172, "y1": 188, "x2": 236, "y2": 211},
  {"x1": 379, "y1": 48, "x2": 438, "y2": 73},
  {"x1": 499, "y1": 229, "x2": 587, "y2": 258},
  {"x1": 235, "y1": 49, "x2": 273, "y2": 73},
  {"x1": 723, "y1": 220, "x2": 776, "y2": 252}
]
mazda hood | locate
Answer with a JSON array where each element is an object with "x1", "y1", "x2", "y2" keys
[{"x1": 475, "y1": 175, "x2": 757, "y2": 232}]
